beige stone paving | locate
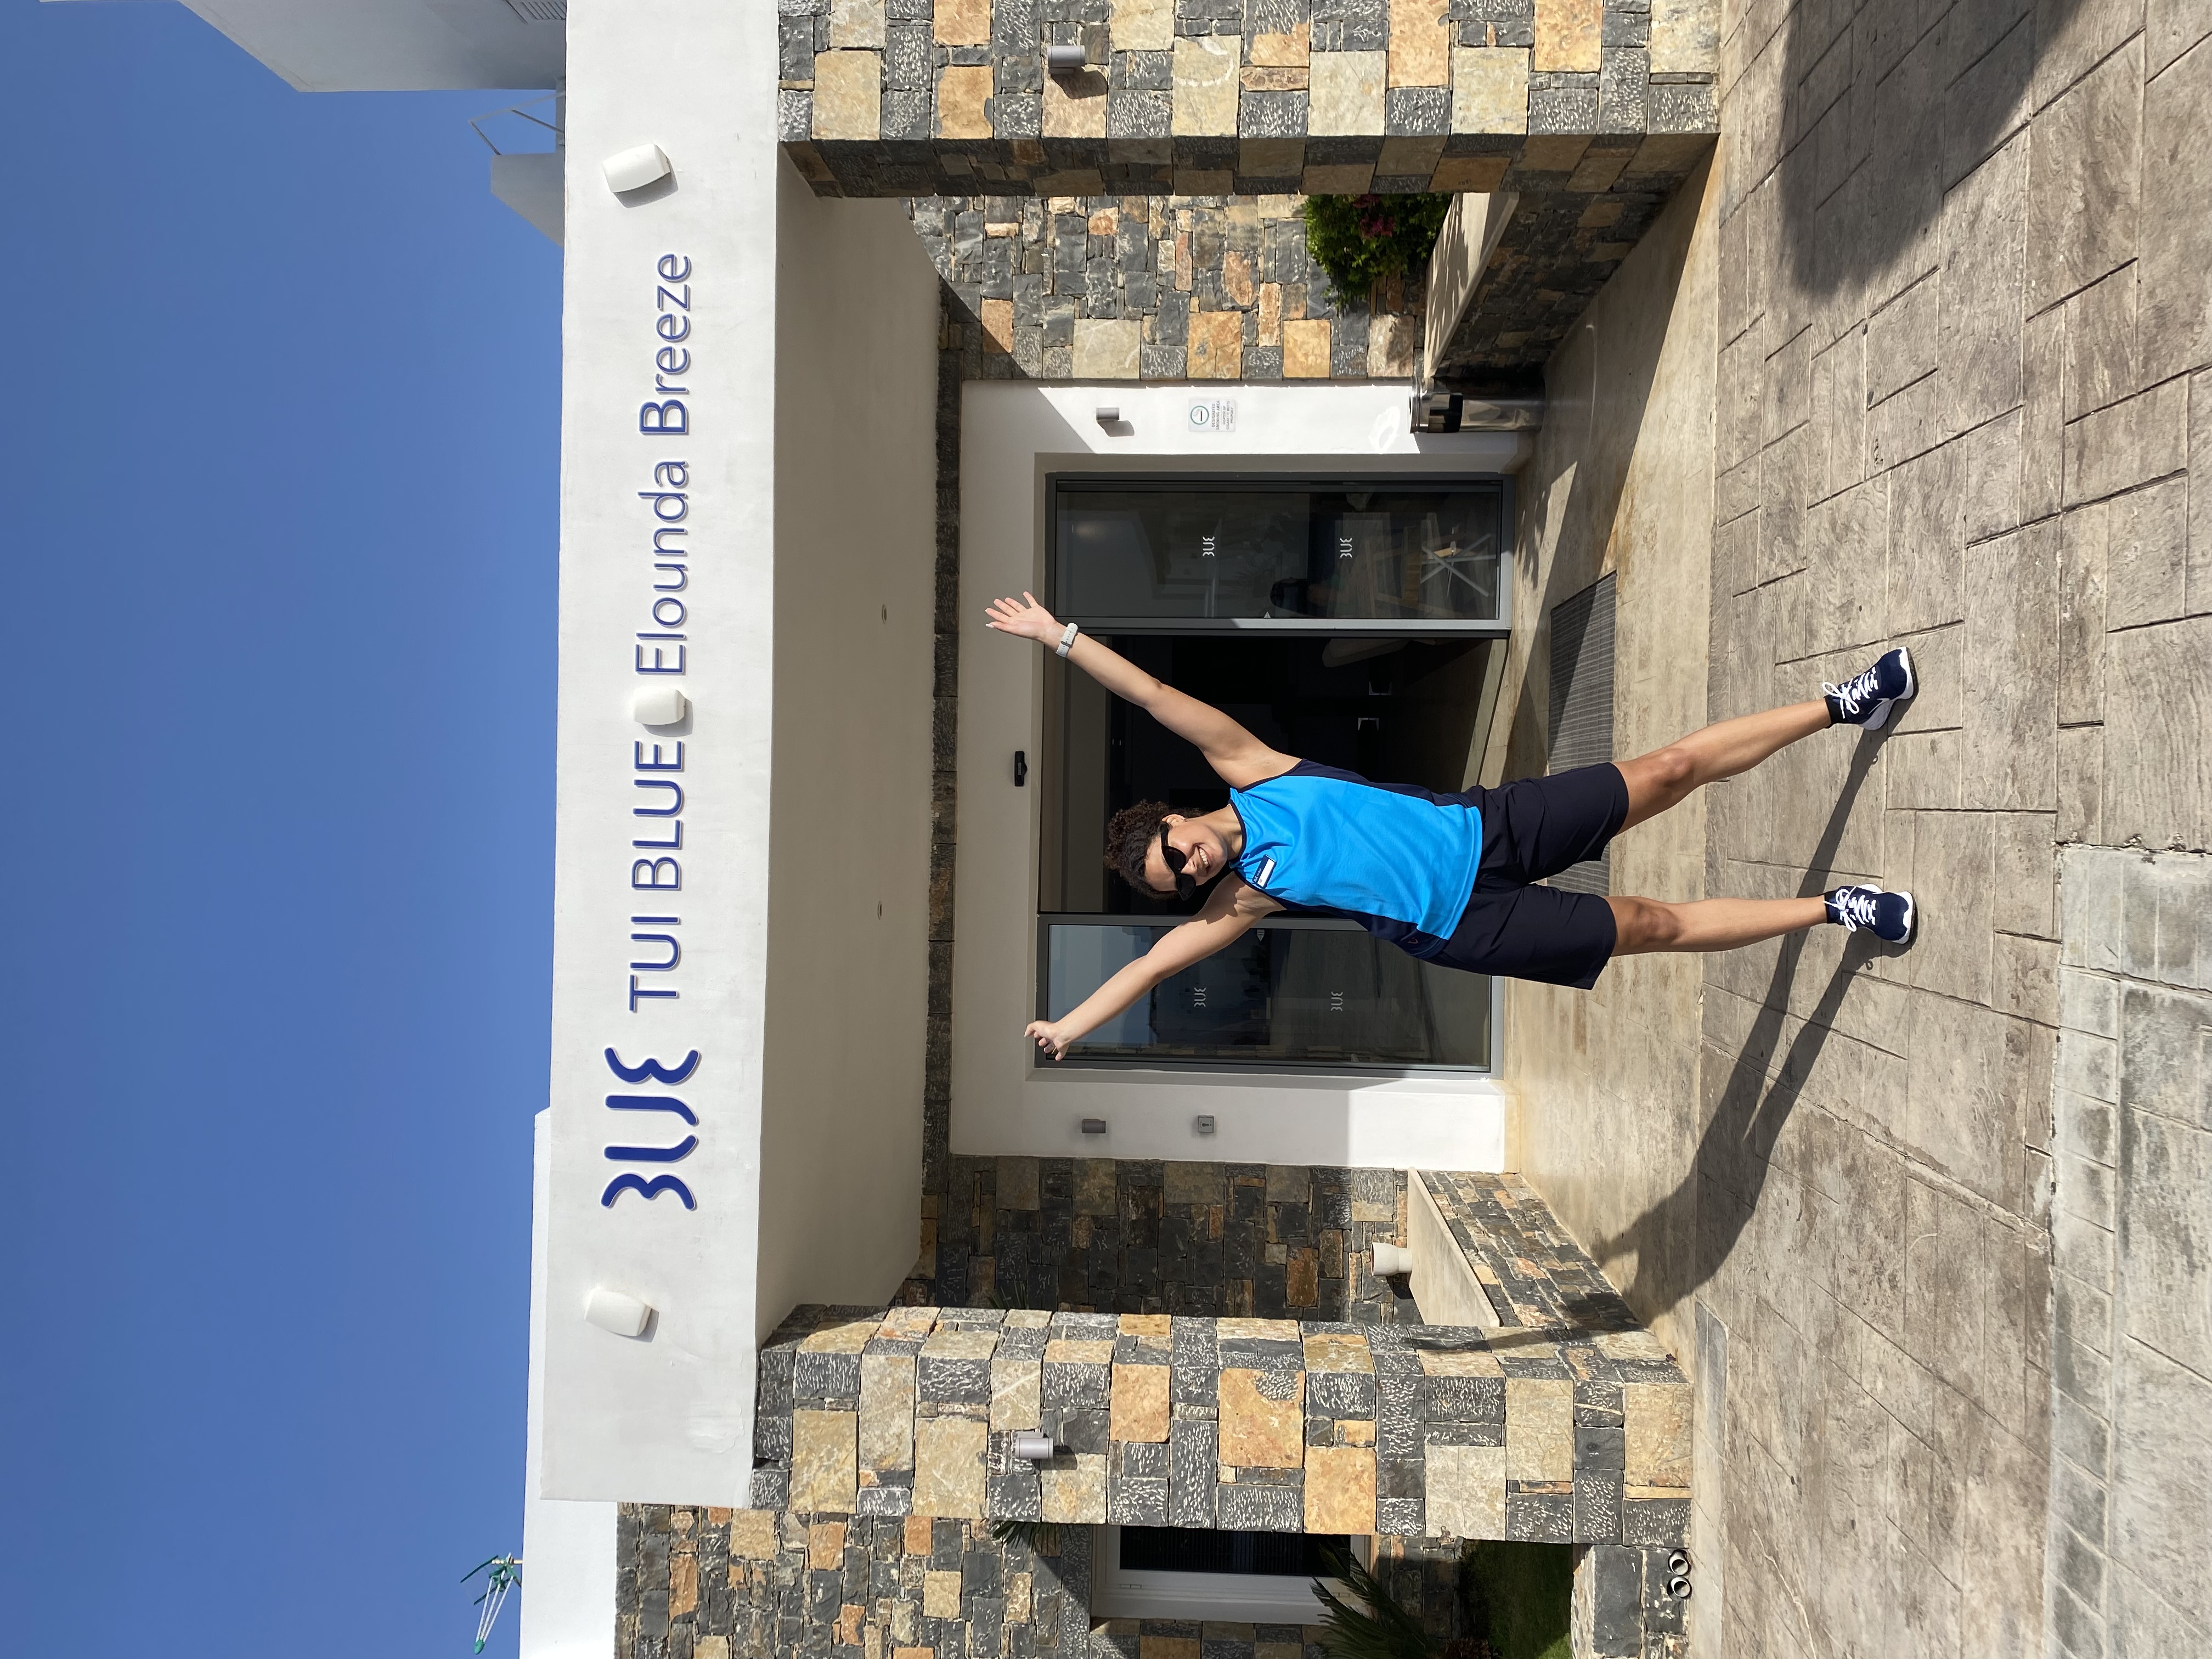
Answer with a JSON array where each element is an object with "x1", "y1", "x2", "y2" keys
[{"x1": 1501, "y1": 2, "x2": 2212, "y2": 1654}]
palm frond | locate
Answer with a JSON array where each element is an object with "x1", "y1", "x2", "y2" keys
[
  {"x1": 989, "y1": 1516, "x2": 1063, "y2": 1556},
  {"x1": 1312, "y1": 1545, "x2": 1440, "y2": 1659}
]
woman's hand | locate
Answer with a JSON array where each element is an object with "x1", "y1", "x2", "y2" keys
[
  {"x1": 1025, "y1": 1020, "x2": 1073, "y2": 1062},
  {"x1": 985, "y1": 592, "x2": 1064, "y2": 647}
]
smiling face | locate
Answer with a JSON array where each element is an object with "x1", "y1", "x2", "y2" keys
[{"x1": 1143, "y1": 814, "x2": 1232, "y2": 898}]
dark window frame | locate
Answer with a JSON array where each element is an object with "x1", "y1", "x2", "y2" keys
[{"x1": 1046, "y1": 471, "x2": 1516, "y2": 635}]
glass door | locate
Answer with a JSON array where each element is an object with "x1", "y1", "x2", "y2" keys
[
  {"x1": 1041, "y1": 914, "x2": 1494, "y2": 1069},
  {"x1": 1035, "y1": 473, "x2": 1510, "y2": 1075},
  {"x1": 1051, "y1": 476, "x2": 1508, "y2": 629}
]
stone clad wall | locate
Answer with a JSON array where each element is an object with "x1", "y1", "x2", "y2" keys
[
  {"x1": 752, "y1": 1303, "x2": 1690, "y2": 1543},
  {"x1": 920, "y1": 1156, "x2": 1415, "y2": 1319},
  {"x1": 616, "y1": 1164, "x2": 1696, "y2": 1655},
  {"x1": 913, "y1": 193, "x2": 1427, "y2": 381},
  {"x1": 613, "y1": 1503, "x2": 1480, "y2": 1659},
  {"x1": 777, "y1": 0, "x2": 1720, "y2": 199}
]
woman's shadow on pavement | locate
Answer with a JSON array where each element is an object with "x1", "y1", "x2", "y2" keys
[{"x1": 1590, "y1": 731, "x2": 1893, "y2": 1318}]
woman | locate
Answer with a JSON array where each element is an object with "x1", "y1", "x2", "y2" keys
[{"x1": 988, "y1": 592, "x2": 1917, "y2": 1062}]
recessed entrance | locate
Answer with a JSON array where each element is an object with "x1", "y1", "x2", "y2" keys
[{"x1": 1035, "y1": 473, "x2": 1511, "y2": 1073}]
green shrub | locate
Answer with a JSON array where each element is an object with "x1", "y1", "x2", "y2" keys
[{"x1": 1302, "y1": 193, "x2": 1454, "y2": 310}]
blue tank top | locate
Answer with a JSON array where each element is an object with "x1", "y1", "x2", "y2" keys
[{"x1": 1230, "y1": 761, "x2": 1483, "y2": 950}]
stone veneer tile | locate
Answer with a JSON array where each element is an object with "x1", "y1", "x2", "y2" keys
[
  {"x1": 1111, "y1": 1363, "x2": 1172, "y2": 1442},
  {"x1": 1250, "y1": 24, "x2": 1311, "y2": 68},
  {"x1": 811, "y1": 50, "x2": 881, "y2": 142},
  {"x1": 991, "y1": 1359, "x2": 1043, "y2": 1431},
  {"x1": 933, "y1": 0, "x2": 989, "y2": 46},
  {"x1": 1217, "y1": 1482, "x2": 1305, "y2": 1531},
  {"x1": 1388, "y1": 0, "x2": 1449, "y2": 87},
  {"x1": 1220, "y1": 1368, "x2": 1307, "y2": 1468},
  {"x1": 801, "y1": 1316, "x2": 880, "y2": 1355},
  {"x1": 913, "y1": 1417, "x2": 987, "y2": 1517},
  {"x1": 996, "y1": 1156, "x2": 1040, "y2": 1211},
  {"x1": 1434, "y1": 154, "x2": 1512, "y2": 191},
  {"x1": 1218, "y1": 1318, "x2": 1303, "y2": 1343},
  {"x1": 1415, "y1": 1344, "x2": 1505, "y2": 1378},
  {"x1": 880, "y1": 1306, "x2": 938, "y2": 1340},
  {"x1": 1172, "y1": 35, "x2": 1240, "y2": 137},
  {"x1": 921, "y1": 1328, "x2": 1000, "y2": 1361},
  {"x1": 1622, "y1": 1383, "x2": 1691, "y2": 1489},
  {"x1": 1071, "y1": 318, "x2": 1141, "y2": 378},
  {"x1": 1309, "y1": 52, "x2": 1386, "y2": 135},
  {"x1": 1283, "y1": 318, "x2": 1331, "y2": 377},
  {"x1": 1304, "y1": 1445, "x2": 1378, "y2": 1532},
  {"x1": 1043, "y1": 74, "x2": 1108, "y2": 140},
  {"x1": 1425, "y1": 1443, "x2": 1508, "y2": 1539},
  {"x1": 1043, "y1": 1338, "x2": 1116, "y2": 1365},
  {"x1": 922, "y1": 1568, "x2": 962, "y2": 1618},
  {"x1": 791, "y1": 1409, "x2": 859, "y2": 1513},
  {"x1": 727, "y1": 1509, "x2": 781, "y2": 1559},
  {"x1": 1505, "y1": 1379, "x2": 1575, "y2": 1483},
  {"x1": 1649, "y1": 0, "x2": 1718, "y2": 74},
  {"x1": 935, "y1": 64, "x2": 992, "y2": 140},
  {"x1": 860, "y1": 1353, "x2": 916, "y2": 1472},
  {"x1": 1162, "y1": 1160, "x2": 1223, "y2": 1205},
  {"x1": 827, "y1": 0, "x2": 882, "y2": 52},
  {"x1": 1304, "y1": 1331, "x2": 1375, "y2": 1373},
  {"x1": 1453, "y1": 48, "x2": 1530, "y2": 133},
  {"x1": 1040, "y1": 1453, "x2": 1109, "y2": 1523},
  {"x1": 1188, "y1": 309, "x2": 1243, "y2": 379},
  {"x1": 1110, "y1": 0, "x2": 1172, "y2": 53},
  {"x1": 1533, "y1": 0, "x2": 1602, "y2": 72}
]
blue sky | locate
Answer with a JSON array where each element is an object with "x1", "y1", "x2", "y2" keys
[{"x1": 0, "y1": 4, "x2": 557, "y2": 1654}]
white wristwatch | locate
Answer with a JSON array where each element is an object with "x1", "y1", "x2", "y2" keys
[{"x1": 1054, "y1": 622, "x2": 1080, "y2": 657}]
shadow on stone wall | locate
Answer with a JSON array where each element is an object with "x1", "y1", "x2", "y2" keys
[
  {"x1": 1773, "y1": 0, "x2": 2091, "y2": 302},
  {"x1": 1589, "y1": 732, "x2": 1888, "y2": 1313}
]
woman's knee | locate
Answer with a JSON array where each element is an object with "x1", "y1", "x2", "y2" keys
[
  {"x1": 1646, "y1": 744, "x2": 1698, "y2": 794},
  {"x1": 1608, "y1": 895, "x2": 1682, "y2": 953}
]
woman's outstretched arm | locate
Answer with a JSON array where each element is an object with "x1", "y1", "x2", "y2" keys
[
  {"x1": 986, "y1": 592, "x2": 1294, "y2": 789},
  {"x1": 1026, "y1": 882, "x2": 1261, "y2": 1059}
]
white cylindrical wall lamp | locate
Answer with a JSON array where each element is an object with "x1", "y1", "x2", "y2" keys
[
  {"x1": 633, "y1": 686, "x2": 689, "y2": 726},
  {"x1": 584, "y1": 1286, "x2": 653, "y2": 1338},
  {"x1": 1370, "y1": 1241, "x2": 1413, "y2": 1277},
  {"x1": 602, "y1": 143, "x2": 672, "y2": 194}
]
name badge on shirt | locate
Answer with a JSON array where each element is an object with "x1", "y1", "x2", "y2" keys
[{"x1": 1254, "y1": 856, "x2": 1277, "y2": 887}]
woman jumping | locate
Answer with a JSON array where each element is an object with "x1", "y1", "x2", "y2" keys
[{"x1": 986, "y1": 593, "x2": 1917, "y2": 1061}]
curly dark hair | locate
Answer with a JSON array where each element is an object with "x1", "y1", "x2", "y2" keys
[{"x1": 1103, "y1": 800, "x2": 1172, "y2": 893}]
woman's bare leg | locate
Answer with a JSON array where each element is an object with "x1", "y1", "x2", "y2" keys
[
  {"x1": 1615, "y1": 700, "x2": 1831, "y2": 831},
  {"x1": 1607, "y1": 894, "x2": 1829, "y2": 956}
]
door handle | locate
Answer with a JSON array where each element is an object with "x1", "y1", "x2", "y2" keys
[{"x1": 1014, "y1": 749, "x2": 1028, "y2": 787}]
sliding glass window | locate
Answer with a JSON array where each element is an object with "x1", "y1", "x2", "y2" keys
[
  {"x1": 1051, "y1": 477, "x2": 1507, "y2": 630},
  {"x1": 1037, "y1": 473, "x2": 1510, "y2": 1075}
]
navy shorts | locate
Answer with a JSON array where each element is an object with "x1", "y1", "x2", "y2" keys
[{"x1": 1431, "y1": 763, "x2": 1629, "y2": 990}]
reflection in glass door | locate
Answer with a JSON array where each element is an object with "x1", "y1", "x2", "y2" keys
[
  {"x1": 1052, "y1": 477, "x2": 1506, "y2": 628},
  {"x1": 1036, "y1": 473, "x2": 1511, "y2": 1074},
  {"x1": 1042, "y1": 916, "x2": 1494, "y2": 1070}
]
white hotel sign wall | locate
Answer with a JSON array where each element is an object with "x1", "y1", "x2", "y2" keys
[
  {"x1": 540, "y1": 0, "x2": 781, "y2": 1508},
  {"x1": 540, "y1": 0, "x2": 940, "y2": 1509}
]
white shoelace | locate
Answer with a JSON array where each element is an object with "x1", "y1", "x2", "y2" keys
[
  {"x1": 1821, "y1": 662, "x2": 1886, "y2": 719},
  {"x1": 1830, "y1": 888, "x2": 1882, "y2": 932}
]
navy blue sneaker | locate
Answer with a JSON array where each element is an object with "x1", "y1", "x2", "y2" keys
[
  {"x1": 1826, "y1": 885, "x2": 1916, "y2": 944},
  {"x1": 1823, "y1": 646, "x2": 1916, "y2": 729}
]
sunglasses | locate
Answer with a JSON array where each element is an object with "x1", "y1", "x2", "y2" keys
[{"x1": 1158, "y1": 821, "x2": 1198, "y2": 902}]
